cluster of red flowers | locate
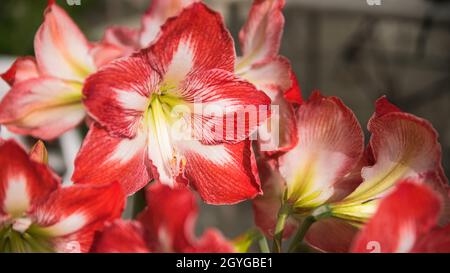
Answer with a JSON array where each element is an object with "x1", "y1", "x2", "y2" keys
[{"x1": 0, "y1": 0, "x2": 448, "y2": 253}]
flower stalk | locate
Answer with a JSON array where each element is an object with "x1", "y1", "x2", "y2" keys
[{"x1": 272, "y1": 203, "x2": 292, "y2": 253}]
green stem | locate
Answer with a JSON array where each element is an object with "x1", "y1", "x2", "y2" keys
[
  {"x1": 272, "y1": 204, "x2": 291, "y2": 253},
  {"x1": 288, "y1": 215, "x2": 316, "y2": 253},
  {"x1": 257, "y1": 235, "x2": 270, "y2": 253}
]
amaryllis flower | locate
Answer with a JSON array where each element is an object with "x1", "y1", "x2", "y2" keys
[
  {"x1": 0, "y1": 1, "x2": 121, "y2": 140},
  {"x1": 236, "y1": 0, "x2": 301, "y2": 155},
  {"x1": 0, "y1": 139, "x2": 124, "y2": 253},
  {"x1": 352, "y1": 180, "x2": 450, "y2": 253},
  {"x1": 252, "y1": 92, "x2": 449, "y2": 252},
  {"x1": 101, "y1": 0, "x2": 199, "y2": 57},
  {"x1": 73, "y1": 3, "x2": 270, "y2": 204},
  {"x1": 91, "y1": 183, "x2": 234, "y2": 253}
]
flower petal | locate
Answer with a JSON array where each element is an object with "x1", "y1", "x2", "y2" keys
[
  {"x1": 238, "y1": 0, "x2": 285, "y2": 69},
  {"x1": 412, "y1": 224, "x2": 450, "y2": 253},
  {"x1": 184, "y1": 229, "x2": 234, "y2": 253},
  {"x1": 181, "y1": 69, "x2": 271, "y2": 144},
  {"x1": 34, "y1": 2, "x2": 95, "y2": 82},
  {"x1": 72, "y1": 124, "x2": 152, "y2": 195},
  {"x1": 342, "y1": 97, "x2": 446, "y2": 204},
  {"x1": 258, "y1": 93, "x2": 298, "y2": 155},
  {"x1": 0, "y1": 140, "x2": 60, "y2": 218},
  {"x1": 178, "y1": 140, "x2": 262, "y2": 204},
  {"x1": 89, "y1": 42, "x2": 125, "y2": 68},
  {"x1": 0, "y1": 77, "x2": 84, "y2": 140},
  {"x1": 90, "y1": 220, "x2": 150, "y2": 253},
  {"x1": 148, "y1": 2, "x2": 235, "y2": 75},
  {"x1": 83, "y1": 56, "x2": 159, "y2": 138},
  {"x1": 351, "y1": 180, "x2": 442, "y2": 253},
  {"x1": 102, "y1": 26, "x2": 139, "y2": 54},
  {"x1": 279, "y1": 91, "x2": 364, "y2": 210},
  {"x1": 238, "y1": 57, "x2": 294, "y2": 100},
  {"x1": 34, "y1": 182, "x2": 125, "y2": 253},
  {"x1": 138, "y1": 183, "x2": 197, "y2": 252},
  {"x1": 139, "y1": 0, "x2": 199, "y2": 48},
  {"x1": 1, "y1": 57, "x2": 40, "y2": 86},
  {"x1": 305, "y1": 218, "x2": 359, "y2": 253}
]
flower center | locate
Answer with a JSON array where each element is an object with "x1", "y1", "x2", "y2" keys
[
  {"x1": 0, "y1": 218, "x2": 54, "y2": 253},
  {"x1": 145, "y1": 85, "x2": 190, "y2": 184}
]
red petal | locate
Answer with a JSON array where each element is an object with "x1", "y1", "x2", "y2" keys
[
  {"x1": 139, "y1": 183, "x2": 232, "y2": 252},
  {"x1": 279, "y1": 91, "x2": 364, "y2": 208},
  {"x1": 343, "y1": 97, "x2": 446, "y2": 204},
  {"x1": 34, "y1": 182, "x2": 125, "y2": 253},
  {"x1": 90, "y1": 42, "x2": 125, "y2": 68},
  {"x1": 351, "y1": 180, "x2": 442, "y2": 253},
  {"x1": 0, "y1": 140, "x2": 60, "y2": 218},
  {"x1": 34, "y1": 2, "x2": 95, "y2": 81},
  {"x1": 72, "y1": 124, "x2": 152, "y2": 195},
  {"x1": 147, "y1": 2, "x2": 235, "y2": 74},
  {"x1": 239, "y1": 57, "x2": 293, "y2": 99},
  {"x1": 139, "y1": 0, "x2": 199, "y2": 47},
  {"x1": 305, "y1": 218, "x2": 358, "y2": 253},
  {"x1": 83, "y1": 55, "x2": 159, "y2": 138},
  {"x1": 185, "y1": 229, "x2": 234, "y2": 253},
  {"x1": 138, "y1": 183, "x2": 197, "y2": 252},
  {"x1": 182, "y1": 69, "x2": 271, "y2": 144},
  {"x1": 90, "y1": 220, "x2": 150, "y2": 253},
  {"x1": 412, "y1": 224, "x2": 450, "y2": 253},
  {"x1": 1, "y1": 57, "x2": 40, "y2": 86},
  {"x1": 102, "y1": 26, "x2": 139, "y2": 54},
  {"x1": 258, "y1": 93, "x2": 298, "y2": 156},
  {"x1": 0, "y1": 77, "x2": 84, "y2": 140},
  {"x1": 284, "y1": 69, "x2": 302, "y2": 105},
  {"x1": 179, "y1": 140, "x2": 262, "y2": 204},
  {"x1": 238, "y1": 0, "x2": 285, "y2": 68}
]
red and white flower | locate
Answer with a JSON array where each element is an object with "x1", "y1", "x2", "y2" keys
[
  {"x1": 352, "y1": 180, "x2": 450, "y2": 253},
  {"x1": 252, "y1": 92, "x2": 449, "y2": 252},
  {"x1": 0, "y1": 139, "x2": 125, "y2": 253},
  {"x1": 73, "y1": 3, "x2": 270, "y2": 204},
  {"x1": 0, "y1": 1, "x2": 121, "y2": 140},
  {"x1": 91, "y1": 183, "x2": 234, "y2": 253},
  {"x1": 236, "y1": 0, "x2": 301, "y2": 155}
]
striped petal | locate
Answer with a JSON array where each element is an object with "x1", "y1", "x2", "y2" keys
[
  {"x1": 1, "y1": 57, "x2": 40, "y2": 86},
  {"x1": 238, "y1": 0, "x2": 285, "y2": 70},
  {"x1": 178, "y1": 140, "x2": 262, "y2": 204},
  {"x1": 181, "y1": 69, "x2": 271, "y2": 145},
  {"x1": 0, "y1": 140, "x2": 60, "y2": 219},
  {"x1": 279, "y1": 92, "x2": 364, "y2": 211},
  {"x1": 139, "y1": 0, "x2": 200, "y2": 48},
  {"x1": 72, "y1": 124, "x2": 152, "y2": 196},
  {"x1": 148, "y1": 2, "x2": 235, "y2": 75},
  {"x1": 0, "y1": 77, "x2": 84, "y2": 140},
  {"x1": 34, "y1": 182, "x2": 125, "y2": 253},
  {"x1": 83, "y1": 56, "x2": 159, "y2": 138},
  {"x1": 34, "y1": 1, "x2": 95, "y2": 82},
  {"x1": 340, "y1": 97, "x2": 447, "y2": 204}
]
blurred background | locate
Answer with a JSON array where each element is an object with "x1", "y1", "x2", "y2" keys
[{"x1": 0, "y1": 0, "x2": 449, "y2": 241}]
